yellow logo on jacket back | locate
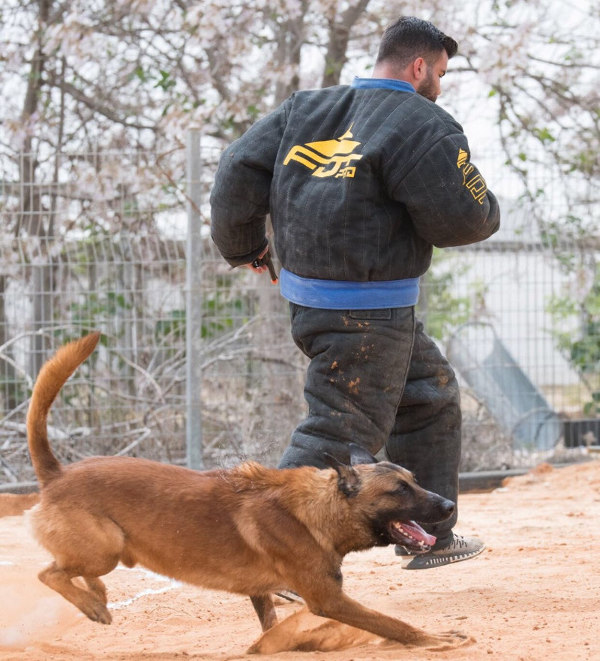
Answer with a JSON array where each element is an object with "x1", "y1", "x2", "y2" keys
[{"x1": 283, "y1": 127, "x2": 363, "y2": 178}]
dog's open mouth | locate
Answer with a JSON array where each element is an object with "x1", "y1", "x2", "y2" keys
[{"x1": 389, "y1": 520, "x2": 436, "y2": 554}]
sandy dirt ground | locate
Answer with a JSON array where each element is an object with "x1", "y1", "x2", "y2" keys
[{"x1": 1, "y1": 460, "x2": 599, "y2": 660}]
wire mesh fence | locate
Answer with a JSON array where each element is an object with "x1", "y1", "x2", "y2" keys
[{"x1": 0, "y1": 137, "x2": 598, "y2": 486}]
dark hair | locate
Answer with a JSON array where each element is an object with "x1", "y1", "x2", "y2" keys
[{"x1": 376, "y1": 17, "x2": 458, "y2": 68}]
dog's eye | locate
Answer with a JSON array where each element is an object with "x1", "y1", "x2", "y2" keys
[{"x1": 390, "y1": 483, "x2": 409, "y2": 496}]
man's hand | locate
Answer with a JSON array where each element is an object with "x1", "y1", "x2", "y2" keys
[
  {"x1": 246, "y1": 246, "x2": 269, "y2": 274},
  {"x1": 246, "y1": 246, "x2": 278, "y2": 283}
]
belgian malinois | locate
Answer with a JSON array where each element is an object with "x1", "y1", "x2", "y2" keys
[{"x1": 27, "y1": 333, "x2": 468, "y2": 651}]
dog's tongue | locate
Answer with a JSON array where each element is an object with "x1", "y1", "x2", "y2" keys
[{"x1": 402, "y1": 521, "x2": 437, "y2": 547}]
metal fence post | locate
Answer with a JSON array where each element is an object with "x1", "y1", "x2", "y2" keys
[{"x1": 186, "y1": 129, "x2": 204, "y2": 469}]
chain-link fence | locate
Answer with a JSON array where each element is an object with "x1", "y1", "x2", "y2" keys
[{"x1": 0, "y1": 136, "x2": 598, "y2": 486}]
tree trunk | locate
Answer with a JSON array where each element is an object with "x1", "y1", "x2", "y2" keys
[
  {"x1": 18, "y1": 0, "x2": 58, "y2": 378},
  {"x1": 273, "y1": 2, "x2": 308, "y2": 104},
  {"x1": 321, "y1": 0, "x2": 372, "y2": 88}
]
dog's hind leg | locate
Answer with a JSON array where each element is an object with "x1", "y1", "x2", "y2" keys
[
  {"x1": 39, "y1": 562, "x2": 114, "y2": 624},
  {"x1": 32, "y1": 508, "x2": 125, "y2": 623},
  {"x1": 250, "y1": 594, "x2": 278, "y2": 631},
  {"x1": 85, "y1": 576, "x2": 108, "y2": 605}
]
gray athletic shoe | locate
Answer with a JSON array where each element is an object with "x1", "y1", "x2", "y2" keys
[{"x1": 395, "y1": 533, "x2": 485, "y2": 569}]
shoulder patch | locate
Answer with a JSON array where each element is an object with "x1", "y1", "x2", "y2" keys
[{"x1": 457, "y1": 148, "x2": 487, "y2": 204}]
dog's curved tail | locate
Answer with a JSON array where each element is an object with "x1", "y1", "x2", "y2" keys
[{"x1": 27, "y1": 332, "x2": 101, "y2": 487}]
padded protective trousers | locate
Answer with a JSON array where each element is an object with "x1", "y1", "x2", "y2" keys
[{"x1": 278, "y1": 304, "x2": 461, "y2": 538}]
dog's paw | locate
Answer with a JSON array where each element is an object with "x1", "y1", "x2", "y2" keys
[
  {"x1": 82, "y1": 601, "x2": 112, "y2": 625},
  {"x1": 417, "y1": 630, "x2": 474, "y2": 651}
]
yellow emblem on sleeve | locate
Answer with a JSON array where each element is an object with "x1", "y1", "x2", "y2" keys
[{"x1": 457, "y1": 148, "x2": 487, "y2": 204}]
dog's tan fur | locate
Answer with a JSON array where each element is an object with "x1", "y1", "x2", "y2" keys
[{"x1": 27, "y1": 333, "x2": 468, "y2": 651}]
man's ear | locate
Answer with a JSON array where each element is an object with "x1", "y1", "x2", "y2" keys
[
  {"x1": 323, "y1": 453, "x2": 361, "y2": 498},
  {"x1": 412, "y1": 56, "x2": 426, "y2": 81}
]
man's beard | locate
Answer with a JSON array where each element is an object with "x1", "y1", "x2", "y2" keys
[{"x1": 416, "y1": 70, "x2": 438, "y2": 103}]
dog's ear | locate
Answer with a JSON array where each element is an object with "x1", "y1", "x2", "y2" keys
[
  {"x1": 347, "y1": 442, "x2": 379, "y2": 466},
  {"x1": 323, "y1": 453, "x2": 361, "y2": 498}
]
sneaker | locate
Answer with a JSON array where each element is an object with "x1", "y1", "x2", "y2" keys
[{"x1": 395, "y1": 533, "x2": 485, "y2": 570}]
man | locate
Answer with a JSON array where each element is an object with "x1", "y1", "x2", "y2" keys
[{"x1": 210, "y1": 17, "x2": 500, "y2": 569}]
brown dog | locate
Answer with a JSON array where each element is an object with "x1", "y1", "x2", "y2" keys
[{"x1": 27, "y1": 332, "x2": 467, "y2": 650}]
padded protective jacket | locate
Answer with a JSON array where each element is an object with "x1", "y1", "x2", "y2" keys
[{"x1": 210, "y1": 79, "x2": 500, "y2": 283}]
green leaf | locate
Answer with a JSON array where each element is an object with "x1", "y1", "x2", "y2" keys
[
  {"x1": 155, "y1": 70, "x2": 176, "y2": 91},
  {"x1": 533, "y1": 127, "x2": 556, "y2": 143},
  {"x1": 133, "y1": 66, "x2": 147, "y2": 82}
]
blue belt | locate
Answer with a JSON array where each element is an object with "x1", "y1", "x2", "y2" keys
[{"x1": 279, "y1": 268, "x2": 420, "y2": 310}]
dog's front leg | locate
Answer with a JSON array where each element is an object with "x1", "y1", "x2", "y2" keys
[
  {"x1": 250, "y1": 594, "x2": 277, "y2": 631},
  {"x1": 303, "y1": 587, "x2": 469, "y2": 649}
]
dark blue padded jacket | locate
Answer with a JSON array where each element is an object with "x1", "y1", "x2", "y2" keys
[{"x1": 210, "y1": 79, "x2": 500, "y2": 292}]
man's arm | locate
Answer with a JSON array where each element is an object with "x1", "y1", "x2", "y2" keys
[
  {"x1": 392, "y1": 132, "x2": 500, "y2": 248},
  {"x1": 210, "y1": 102, "x2": 289, "y2": 266}
]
